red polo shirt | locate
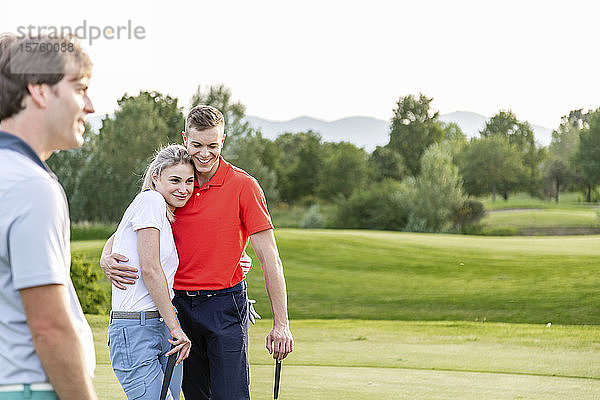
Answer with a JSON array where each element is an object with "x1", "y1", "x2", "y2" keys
[{"x1": 172, "y1": 157, "x2": 273, "y2": 290}]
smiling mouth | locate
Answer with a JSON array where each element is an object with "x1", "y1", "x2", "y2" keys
[
  {"x1": 195, "y1": 158, "x2": 212, "y2": 165},
  {"x1": 172, "y1": 193, "x2": 187, "y2": 200}
]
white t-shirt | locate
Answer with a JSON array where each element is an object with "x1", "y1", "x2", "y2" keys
[
  {"x1": 111, "y1": 190, "x2": 179, "y2": 312},
  {"x1": 0, "y1": 147, "x2": 95, "y2": 383}
]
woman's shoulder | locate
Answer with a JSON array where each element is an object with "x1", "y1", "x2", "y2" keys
[
  {"x1": 125, "y1": 190, "x2": 167, "y2": 221},
  {"x1": 135, "y1": 189, "x2": 166, "y2": 206}
]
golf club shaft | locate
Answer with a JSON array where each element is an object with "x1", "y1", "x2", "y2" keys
[
  {"x1": 160, "y1": 344, "x2": 178, "y2": 400},
  {"x1": 274, "y1": 360, "x2": 282, "y2": 399}
]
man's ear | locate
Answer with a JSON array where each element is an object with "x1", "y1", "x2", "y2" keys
[
  {"x1": 181, "y1": 130, "x2": 187, "y2": 145},
  {"x1": 221, "y1": 133, "x2": 226, "y2": 145},
  {"x1": 26, "y1": 83, "x2": 50, "y2": 109}
]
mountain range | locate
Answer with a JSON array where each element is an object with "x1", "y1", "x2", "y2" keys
[
  {"x1": 87, "y1": 111, "x2": 554, "y2": 151},
  {"x1": 244, "y1": 111, "x2": 553, "y2": 151}
]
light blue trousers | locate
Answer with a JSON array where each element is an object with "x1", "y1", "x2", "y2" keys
[
  {"x1": 108, "y1": 313, "x2": 183, "y2": 400},
  {"x1": 0, "y1": 386, "x2": 58, "y2": 400}
]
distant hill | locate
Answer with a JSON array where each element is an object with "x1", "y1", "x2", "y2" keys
[
  {"x1": 438, "y1": 111, "x2": 488, "y2": 138},
  {"x1": 88, "y1": 111, "x2": 553, "y2": 152},
  {"x1": 245, "y1": 111, "x2": 553, "y2": 151},
  {"x1": 438, "y1": 111, "x2": 553, "y2": 146},
  {"x1": 243, "y1": 115, "x2": 389, "y2": 151}
]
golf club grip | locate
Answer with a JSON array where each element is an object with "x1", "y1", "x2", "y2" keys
[
  {"x1": 159, "y1": 345, "x2": 178, "y2": 400},
  {"x1": 274, "y1": 361, "x2": 282, "y2": 399}
]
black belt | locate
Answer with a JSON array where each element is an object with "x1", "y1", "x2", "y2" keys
[
  {"x1": 110, "y1": 310, "x2": 161, "y2": 320},
  {"x1": 174, "y1": 280, "x2": 246, "y2": 297}
]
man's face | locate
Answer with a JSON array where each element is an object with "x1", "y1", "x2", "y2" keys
[
  {"x1": 184, "y1": 126, "x2": 225, "y2": 178},
  {"x1": 46, "y1": 71, "x2": 94, "y2": 150}
]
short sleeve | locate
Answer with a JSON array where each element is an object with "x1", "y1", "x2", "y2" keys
[
  {"x1": 239, "y1": 177, "x2": 273, "y2": 235},
  {"x1": 130, "y1": 190, "x2": 166, "y2": 232},
  {"x1": 8, "y1": 178, "x2": 69, "y2": 289}
]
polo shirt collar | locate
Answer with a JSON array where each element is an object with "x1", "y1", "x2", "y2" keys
[
  {"x1": 0, "y1": 130, "x2": 56, "y2": 178},
  {"x1": 196, "y1": 155, "x2": 230, "y2": 190}
]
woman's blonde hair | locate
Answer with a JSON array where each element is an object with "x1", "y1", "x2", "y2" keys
[{"x1": 141, "y1": 144, "x2": 193, "y2": 221}]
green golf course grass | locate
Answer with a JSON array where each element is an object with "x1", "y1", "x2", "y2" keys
[
  {"x1": 77, "y1": 228, "x2": 600, "y2": 398},
  {"x1": 268, "y1": 192, "x2": 600, "y2": 232},
  {"x1": 72, "y1": 229, "x2": 600, "y2": 325},
  {"x1": 480, "y1": 192, "x2": 596, "y2": 211},
  {"x1": 481, "y1": 209, "x2": 600, "y2": 235},
  {"x1": 88, "y1": 317, "x2": 600, "y2": 399}
]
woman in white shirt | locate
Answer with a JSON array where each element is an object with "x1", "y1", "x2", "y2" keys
[{"x1": 107, "y1": 144, "x2": 194, "y2": 400}]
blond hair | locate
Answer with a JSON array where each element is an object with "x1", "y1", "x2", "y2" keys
[{"x1": 141, "y1": 144, "x2": 193, "y2": 222}]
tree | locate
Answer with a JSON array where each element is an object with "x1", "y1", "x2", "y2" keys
[
  {"x1": 480, "y1": 110, "x2": 541, "y2": 198},
  {"x1": 274, "y1": 131, "x2": 324, "y2": 203},
  {"x1": 542, "y1": 110, "x2": 583, "y2": 202},
  {"x1": 387, "y1": 93, "x2": 444, "y2": 176},
  {"x1": 73, "y1": 91, "x2": 185, "y2": 221},
  {"x1": 223, "y1": 129, "x2": 281, "y2": 204},
  {"x1": 440, "y1": 122, "x2": 467, "y2": 160},
  {"x1": 317, "y1": 142, "x2": 369, "y2": 200},
  {"x1": 458, "y1": 136, "x2": 526, "y2": 202},
  {"x1": 368, "y1": 145, "x2": 406, "y2": 182},
  {"x1": 46, "y1": 123, "x2": 94, "y2": 215},
  {"x1": 576, "y1": 109, "x2": 600, "y2": 202},
  {"x1": 404, "y1": 144, "x2": 466, "y2": 232},
  {"x1": 190, "y1": 84, "x2": 249, "y2": 139}
]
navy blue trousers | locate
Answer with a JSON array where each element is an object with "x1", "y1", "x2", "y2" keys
[{"x1": 172, "y1": 282, "x2": 250, "y2": 400}]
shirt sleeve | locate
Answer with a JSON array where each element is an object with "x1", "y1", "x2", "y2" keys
[
  {"x1": 130, "y1": 190, "x2": 166, "y2": 232},
  {"x1": 8, "y1": 178, "x2": 70, "y2": 290},
  {"x1": 239, "y1": 177, "x2": 274, "y2": 235}
]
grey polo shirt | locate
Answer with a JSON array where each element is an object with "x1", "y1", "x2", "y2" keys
[{"x1": 0, "y1": 131, "x2": 95, "y2": 384}]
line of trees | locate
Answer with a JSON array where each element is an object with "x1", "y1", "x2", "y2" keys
[{"x1": 47, "y1": 85, "x2": 600, "y2": 232}]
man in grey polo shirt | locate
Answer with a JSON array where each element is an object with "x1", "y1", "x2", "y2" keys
[{"x1": 0, "y1": 33, "x2": 97, "y2": 399}]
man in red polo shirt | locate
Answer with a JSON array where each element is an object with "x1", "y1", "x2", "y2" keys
[{"x1": 101, "y1": 105, "x2": 293, "y2": 400}]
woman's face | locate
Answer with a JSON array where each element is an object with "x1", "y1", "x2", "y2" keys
[{"x1": 153, "y1": 163, "x2": 195, "y2": 210}]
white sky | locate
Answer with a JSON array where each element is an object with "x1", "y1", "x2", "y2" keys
[{"x1": 3, "y1": 0, "x2": 600, "y2": 129}]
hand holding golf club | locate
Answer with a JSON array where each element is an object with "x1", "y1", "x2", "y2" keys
[
  {"x1": 166, "y1": 328, "x2": 191, "y2": 366},
  {"x1": 266, "y1": 324, "x2": 294, "y2": 362}
]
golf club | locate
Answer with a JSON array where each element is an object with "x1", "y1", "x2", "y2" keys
[
  {"x1": 274, "y1": 360, "x2": 282, "y2": 399},
  {"x1": 160, "y1": 342, "x2": 178, "y2": 400}
]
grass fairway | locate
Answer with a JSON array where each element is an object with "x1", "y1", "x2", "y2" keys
[
  {"x1": 78, "y1": 229, "x2": 600, "y2": 398},
  {"x1": 475, "y1": 192, "x2": 600, "y2": 235},
  {"x1": 72, "y1": 230, "x2": 600, "y2": 324},
  {"x1": 480, "y1": 192, "x2": 595, "y2": 211},
  {"x1": 481, "y1": 209, "x2": 600, "y2": 235},
  {"x1": 87, "y1": 316, "x2": 600, "y2": 399}
]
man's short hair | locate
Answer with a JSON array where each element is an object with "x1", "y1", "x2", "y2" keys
[
  {"x1": 186, "y1": 105, "x2": 224, "y2": 133},
  {"x1": 0, "y1": 32, "x2": 92, "y2": 121}
]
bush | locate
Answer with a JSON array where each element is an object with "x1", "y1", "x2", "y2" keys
[
  {"x1": 404, "y1": 144, "x2": 466, "y2": 232},
  {"x1": 300, "y1": 204, "x2": 326, "y2": 228},
  {"x1": 334, "y1": 180, "x2": 410, "y2": 230},
  {"x1": 452, "y1": 199, "x2": 486, "y2": 231},
  {"x1": 70, "y1": 253, "x2": 109, "y2": 314}
]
